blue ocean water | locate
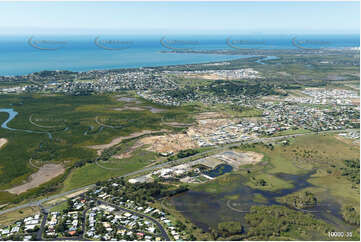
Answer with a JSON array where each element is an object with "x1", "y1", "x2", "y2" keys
[{"x1": 0, "y1": 34, "x2": 359, "y2": 76}]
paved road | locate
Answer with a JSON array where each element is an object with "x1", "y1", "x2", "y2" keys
[
  {"x1": 0, "y1": 128, "x2": 356, "y2": 216},
  {"x1": 97, "y1": 199, "x2": 170, "y2": 241},
  {"x1": 37, "y1": 205, "x2": 49, "y2": 240},
  {"x1": 0, "y1": 185, "x2": 95, "y2": 216},
  {"x1": 81, "y1": 207, "x2": 91, "y2": 240},
  {"x1": 37, "y1": 199, "x2": 88, "y2": 241}
]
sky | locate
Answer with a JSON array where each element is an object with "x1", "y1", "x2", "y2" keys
[{"x1": 0, "y1": 1, "x2": 359, "y2": 35}]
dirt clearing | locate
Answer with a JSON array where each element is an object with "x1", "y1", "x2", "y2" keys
[
  {"x1": 139, "y1": 133, "x2": 198, "y2": 153},
  {"x1": 87, "y1": 130, "x2": 168, "y2": 155},
  {"x1": 6, "y1": 164, "x2": 65, "y2": 195},
  {"x1": 0, "y1": 138, "x2": 7, "y2": 149},
  {"x1": 138, "y1": 112, "x2": 242, "y2": 154}
]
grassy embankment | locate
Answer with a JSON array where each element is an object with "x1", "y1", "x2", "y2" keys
[{"x1": 0, "y1": 206, "x2": 40, "y2": 227}]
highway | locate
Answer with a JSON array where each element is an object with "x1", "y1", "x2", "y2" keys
[{"x1": 0, "y1": 128, "x2": 356, "y2": 217}]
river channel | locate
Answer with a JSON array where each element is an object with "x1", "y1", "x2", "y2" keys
[{"x1": 0, "y1": 108, "x2": 60, "y2": 139}]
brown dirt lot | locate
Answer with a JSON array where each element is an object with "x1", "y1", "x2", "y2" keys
[
  {"x1": 351, "y1": 98, "x2": 360, "y2": 106},
  {"x1": 0, "y1": 138, "x2": 7, "y2": 149},
  {"x1": 138, "y1": 113, "x2": 237, "y2": 154},
  {"x1": 98, "y1": 111, "x2": 240, "y2": 156},
  {"x1": 214, "y1": 151, "x2": 264, "y2": 168},
  {"x1": 5, "y1": 164, "x2": 65, "y2": 195},
  {"x1": 87, "y1": 130, "x2": 168, "y2": 155},
  {"x1": 245, "y1": 151, "x2": 264, "y2": 164},
  {"x1": 139, "y1": 133, "x2": 198, "y2": 153}
]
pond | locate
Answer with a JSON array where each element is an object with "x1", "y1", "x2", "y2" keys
[
  {"x1": 203, "y1": 164, "x2": 233, "y2": 178},
  {"x1": 170, "y1": 171, "x2": 355, "y2": 233}
]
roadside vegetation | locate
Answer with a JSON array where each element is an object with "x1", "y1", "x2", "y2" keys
[{"x1": 0, "y1": 206, "x2": 39, "y2": 227}]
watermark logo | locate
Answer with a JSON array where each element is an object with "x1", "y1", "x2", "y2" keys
[
  {"x1": 94, "y1": 36, "x2": 133, "y2": 50},
  {"x1": 226, "y1": 36, "x2": 267, "y2": 50},
  {"x1": 160, "y1": 36, "x2": 200, "y2": 51},
  {"x1": 29, "y1": 114, "x2": 66, "y2": 129},
  {"x1": 28, "y1": 36, "x2": 67, "y2": 50},
  {"x1": 291, "y1": 37, "x2": 330, "y2": 50}
]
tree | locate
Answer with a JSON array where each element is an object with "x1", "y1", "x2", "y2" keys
[
  {"x1": 258, "y1": 179, "x2": 267, "y2": 186},
  {"x1": 55, "y1": 221, "x2": 66, "y2": 233},
  {"x1": 120, "y1": 177, "x2": 125, "y2": 186},
  {"x1": 188, "y1": 234, "x2": 197, "y2": 241},
  {"x1": 175, "y1": 220, "x2": 186, "y2": 230},
  {"x1": 217, "y1": 221, "x2": 243, "y2": 237}
]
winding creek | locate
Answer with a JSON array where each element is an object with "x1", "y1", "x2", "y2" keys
[
  {"x1": 0, "y1": 108, "x2": 68, "y2": 139},
  {"x1": 255, "y1": 55, "x2": 279, "y2": 64},
  {"x1": 0, "y1": 108, "x2": 18, "y2": 130}
]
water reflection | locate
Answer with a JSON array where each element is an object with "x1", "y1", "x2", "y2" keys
[
  {"x1": 171, "y1": 171, "x2": 354, "y2": 232},
  {"x1": 0, "y1": 108, "x2": 67, "y2": 139}
]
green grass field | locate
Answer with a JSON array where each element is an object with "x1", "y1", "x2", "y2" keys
[
  {"x1": 0, "y1": 94, "x2": 198, "y2": 204},
  {"x1": 49, "y1": 201, "x2": 69, "y2": 213},
  {"x1": 62, "y1": 159, "x2": 148, "y2": 191},
  {"x1": 245, "y1": 173, "x2": 294, "y2": 191}
]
